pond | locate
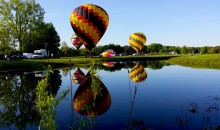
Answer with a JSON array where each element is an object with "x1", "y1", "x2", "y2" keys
[{"x1": 0, "y1": 61, "x2": 220, "y2": 130}]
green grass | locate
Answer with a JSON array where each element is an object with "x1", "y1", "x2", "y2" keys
[
  {"x1": 0, "y1": 55, "x2": 176, "y2": 72},
  {"x1": 1, "y1": 54, "x2": 220, "y2": 72},
  {"x1": 166, "y1": 54, "x2": 220, "y2": 69}
]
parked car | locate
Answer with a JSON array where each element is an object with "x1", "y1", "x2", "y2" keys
[
  {"x1": 23, "y1": 53, "x2": 33, "y2": 59},
  {"x1": 132, "y1": 53, "x2": 140, "y2": 56},
  {"x1": 10, "y1": 54, "x2": 26, "y2": 59}
]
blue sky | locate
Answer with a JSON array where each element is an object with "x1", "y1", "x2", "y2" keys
[{"x1": 35, "y1": 0, "x2": 220, "y2": 47}]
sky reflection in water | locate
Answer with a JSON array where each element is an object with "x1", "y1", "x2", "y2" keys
[
  {"x1": 1, "y1": 62, "x2": 220, "y2": 130},
  {"x1": 57, "y1": 63, "x2": 220, "y2": 130}
]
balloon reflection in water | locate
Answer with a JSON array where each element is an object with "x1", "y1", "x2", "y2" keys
[
  {"x1": 102, "y1": 62, "x2": 115, "y2": 67},
  {"x1": 73, "y1": 72, "x2": 111, "y2": 117},
  {"x1": 129, "y1": 63, "x2": 147, "y2": 83},
  {"x1": 127, "y1": 63, "x2": 148, "y2": 129},
  {"x1": 72, "y1": 68, "x2": 86, "y2": 84}
]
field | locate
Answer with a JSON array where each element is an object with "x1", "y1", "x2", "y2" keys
[{"x1": 166, "y1": 54, "x2": 220, "y2": 69}]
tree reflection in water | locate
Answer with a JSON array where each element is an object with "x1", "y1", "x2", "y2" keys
[
  {"x1": 0, "y1": 72, "x2": 40, "y2": 129},
  {"x1": 0, "y1": 66, "x2": 62, "y2": 130}
]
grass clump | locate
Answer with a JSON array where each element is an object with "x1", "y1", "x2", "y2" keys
[{"x1": 35, "y1": 65, "x2": 70, "y2": 130}]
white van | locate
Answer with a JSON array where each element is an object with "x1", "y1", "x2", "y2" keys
[{"x1": 32, "y1": 49, "x2": 47, "y2": 59}]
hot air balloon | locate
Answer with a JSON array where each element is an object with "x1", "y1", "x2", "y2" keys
[
  {"x1": 70, "y1": 4, "x2": 109, "y2": 56},
  {"x1": 128, "y1": 32, "x2": 146, "y2": 53},
  {"x1": 73, "y1": 72, "x2": 111, "y2": 117},
  {"x1": 129, "y1": 63, "x2": 147, "y2": 83},
  {"x1": 72, "y1": 68, "x2": 86, "y2": 84},
  {"x1": 100, "y1": 50, "x2": 116, "y2": 57},
  {"x1": 70, "y1": 34, "x2": 83, "y2": 50}
]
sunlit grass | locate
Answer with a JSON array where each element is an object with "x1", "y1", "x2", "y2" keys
[{"x1": 167, "y1": 54, "x2": 220, "y2": 69}]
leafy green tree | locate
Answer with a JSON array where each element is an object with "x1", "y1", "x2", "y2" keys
[
  {"x1": 60, "y1": 41, "x2": 69, "y2": 57},
  {"x1": 92, "y1": 46, "x2": 105, "y2": 56},
  {"x1": 27, "y1": 22, "x2": 60, "y2": 56},
  {"x1": 200, "y1": 46, "x2": 208, "y2": 54},
  {"x1": 0, "y1": 19, "x2": 16, "y2": 57},
  {"x1": 147, "y1": 43, "x2": 163, "y2": 54},
  {"x1": 180, "y1": 46, "x2": 188, "y2": 54},
  {"x1": 0, "y1": 0, "x2": 45, "y2": 53},
  {"x1": 123, "y1": 45, "x2": 135, "y2": 55}
]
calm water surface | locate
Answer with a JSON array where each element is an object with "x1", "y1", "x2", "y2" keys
[{"x1": 0, "y1": 61, "x2": 220, "y2": 130}]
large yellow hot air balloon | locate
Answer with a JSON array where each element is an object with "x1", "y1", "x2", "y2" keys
[
  {"x1": 129, "y1": 63, "x2": 147, "y2": 82},
  {"x1": 73, "y1": 72, "x2": 111, "y2": 117},
  {"x1": 128, "y1": 32, "x2": 146, "y2": 53},
  {"x1": 70, "y1": 34, "x2": 83, "y2": 50},
  {"x1": 70, "y1": 4, "x2": 109, "y2": 53}
]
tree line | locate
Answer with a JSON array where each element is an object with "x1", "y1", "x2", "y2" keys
[{"x1": 59, "y1": 43, "x2": 220, "y2": 57}]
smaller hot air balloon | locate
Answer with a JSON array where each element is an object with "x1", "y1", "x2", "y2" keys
[
  {"x1": 70, "y1": 34, "x2": 83, "y2": 50},
  {"x1": 129, "y1": 63, "x2": 147, "y2": 83},
  {"x1": 72, "y1": 68, "x2": 86, "y2": 84},
  {"x1": 128, "y1": 32, "x2": 146, "y2": 53}
]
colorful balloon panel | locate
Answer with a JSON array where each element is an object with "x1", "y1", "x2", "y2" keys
[
  {"x1": 70, "y1": 34, "x2": 83, "y2": 50},
  {"x1": 73, "y1": 72, "x2": 111, "y2": 117},
  {"x1": 101, "y1": 51, "x2": 115, "y2": 57},
  {"x1": 70, "y1": 4, "x2": 109, "y2": 51},
  {"x1": 128, "y1": 32, "x2": 146, "y2": 53},
  {"x1": 72, "y1": 68, "x2": 86, "y2": 84},
  {"x1": 129, "y1": 63, "x2": 147, "y2": 83}
]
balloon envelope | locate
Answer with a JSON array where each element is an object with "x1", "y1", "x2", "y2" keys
[
  {"x1": 73, "y1": 72, "x2": 111, "y2": 117},
  {"x1": 101, "y1": 51, "x2": 115, "y2": 57},
  {"x1": 70, "y1": 34, "x2": 83, "y2": 50},
  {"x1": 128, "y1": 32, "x2": 146, "y2": 53},
  {"x1": 129, "y1": 63, "x2": 147, "y2": 83},
  {"x1": 70, "y1": 4, "x2": 109, "y2": 51}
]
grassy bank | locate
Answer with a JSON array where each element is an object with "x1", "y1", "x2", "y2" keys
[
  {"x1": 166, "y1": 54, "x2": 220, "y2": 69},
  {"x1": 0, "y1": 55, "x2": 176, "y2": 72},
  {"x1": 1, "y1": 54, "x2": 220, "y2": 72}
]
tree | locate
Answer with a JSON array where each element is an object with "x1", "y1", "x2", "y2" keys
[
  {"x1": 123, "y1": 45, "x2": 135, "y2": 55},
  {"x1": 147, "y1": 43, "x2": 163, "y2": 54},
  {"x1": 0, "y1": 17, "x2": 16, "y2": 57},
  {"x1": 180, "y1": 46, "x2": 188, "y2": 54},
  {"x1": 28, "y1": 22, "x2": 60, "y2": 56},
  {"x1": 60, "y1": 41, "x2": 69, "y2": 57},
  {"x1": 200, "y1": 46, "x2": 208, "y2": 54},
  {"x1": 0, "y1": 0, "x2": 45, "y2": 53}
]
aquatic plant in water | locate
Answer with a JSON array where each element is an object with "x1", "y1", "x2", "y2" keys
[{"x1": 35, "y1": 65, "x2": 70, "y2": 130}]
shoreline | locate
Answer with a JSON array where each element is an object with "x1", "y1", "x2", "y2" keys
[{"x1": 1, "y1": 54, "x2": 220, "y2": 72}]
